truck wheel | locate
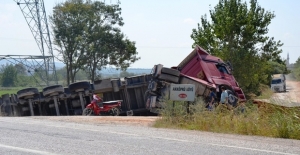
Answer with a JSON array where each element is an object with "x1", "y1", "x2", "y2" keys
[
  {"x1": 17, "y1": 88, "x2": 39, "y2": 99},
  {"x1": 69, "y1": 81, "x2": 91, "y2": 93},
  {"x1": 161, "y1": 67, "x2": 180, "y2": 77},
  {"x1": 110, "y1": 108, "x2": 120, "y2": 116},
  {"x1": 227, "y1": 90, "x2": 238, "y2": 107},
  {"x1": 43, "y1": 85, "x2": 64, "y2": 97},
  {"x1": 158, "y1": 74, "x2": 179, "y2": 83}
]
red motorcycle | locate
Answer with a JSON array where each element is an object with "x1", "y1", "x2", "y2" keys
[{"x1": 82, "y1": 94, "x2": 122, "y2": 116}]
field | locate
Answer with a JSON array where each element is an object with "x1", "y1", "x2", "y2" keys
[
  {"x1": 0, "y1": 87, "x2": 43, "y2": 96},
  {"x1": 0, "y1": 87, "x2": 22, "y2": 96}
]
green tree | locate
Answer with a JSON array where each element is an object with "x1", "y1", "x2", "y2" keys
[
  {"x1": 50, "y1": 0, "x2": 139, "y2": 84},
  {"x1": 81, "y1": 1, "x2": 139, "y2": 82},
  {"x1": 14, "y1": 63, "x2": 27, "y2": 75},
  {"x1": 191, "y1": 0, "x2": 284, "y2": 94},
  {"x1": 292, "y1": 57, "x2": 300, "y2": 80},
  {"x1": 294, "y1": 57, "x2": 300, "y2": 68},
  {"x1": 50, "y1": 0, "x2": 91, "y2": 85},
  {"x1": 1, "y1": 64, "x2": 18, "y2": 87},
  {"x1": 268, "y1": 61, "x2": 290, "y2": 75},
  {"x1": 120, "y1": 71, "x2": 135, "y2": 77}
]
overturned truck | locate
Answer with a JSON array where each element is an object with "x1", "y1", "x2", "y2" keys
[
  {"x1": 144, "y1": 45, "x2": 246, "y2": 113},
  {"x1": 1, "y1": 45, "x2": 246, "y2": 116}
]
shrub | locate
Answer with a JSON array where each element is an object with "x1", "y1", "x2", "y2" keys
[{"x1": 154, "y1": 99, "x2": 300, "y2": 140}]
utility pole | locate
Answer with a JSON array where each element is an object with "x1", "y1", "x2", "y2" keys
[{"x1": 11, "y1": 0, "x2": 58, "y2": 86}]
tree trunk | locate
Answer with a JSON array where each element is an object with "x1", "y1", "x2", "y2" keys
[
  {"x1": 66, "y1": 64, "x2": 70, "y2": 86},
  {"x1": 91, "y1": 64, "x2": 97, "y2": 83}
]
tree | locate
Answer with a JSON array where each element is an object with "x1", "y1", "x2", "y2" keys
[
  {"x1": 268, "y1": 61, "x2": 289, "y2": 74},
  {"x1": 50, "y1": 0, "x2": 92, "y2": 85},
  {"x1": 1, "y1": 64, "x2": 18, "y2": 87},
  {"x1": 120, "y1": 71, "x2": 135, "y2": 77},
  {"x1": 81, "y1": 1, "x2": 139, "y2": 82},
  {"x1": 191, "y1": 0, "x2": 284, "y2": 94},
  {"x1": 50, "y1": 0, "x2": 139, "y2": 84},
  {"x1": 292, "y1": 57, "x2": 300, "y2": 80},
  {"x1": 294, "y1": 57, "x2": 300, "y2": 68},
  {"x1": 14, "y1": 63, "x2": 27, "y2": 75}
]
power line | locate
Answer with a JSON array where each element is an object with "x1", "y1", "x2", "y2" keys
[{"x1": 1, "y1": 37, "x2": 300, "y2": 48}]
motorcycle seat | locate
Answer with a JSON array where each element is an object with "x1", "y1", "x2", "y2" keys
[{"x1": 102, "y1": 100, "x2": 123, "y2": 104}]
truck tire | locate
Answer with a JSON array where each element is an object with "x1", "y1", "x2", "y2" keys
[
  {"x1": 43, "y1": 85, "x2": 64, "y2": 97},
  {"x1": 161, "y1": 67, "x2": 180, "y2": 77},
  {"x1": 158, "y1": 74, "x2": 179, "y2": 83},
  {"x1": 227, "y1": 90, "x2": 238, "y2": 107},
  {"x1": 110, "y1": 108, "x2": 120, "y2": 116},
  {"x1": 17, "y1": 88, "x2": 39, "y2": 99},
  {"x1": 69, "y1": 81, "x2": 91, "y2": 93}
]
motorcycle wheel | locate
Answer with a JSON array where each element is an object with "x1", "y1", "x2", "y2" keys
[
  {"x1": 82, "y1": 108, "x2": 94, "y2": 116},
  {"x1": 110, "y1": 108, "x2": 120, "y2": 116}
]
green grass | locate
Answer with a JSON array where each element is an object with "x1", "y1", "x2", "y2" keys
[
  {"x1": 0, "y1": 87, "x2": 44, "y2": 96},
  {"x1": 0, "y1": 87, "x2": 22, "y2": 96},
  {"x1": 255, "y1": 84, "x2": 274, "y2": 99},
  {"x1": 154, "y1": 99, "x2": 300, "y2": 140}
]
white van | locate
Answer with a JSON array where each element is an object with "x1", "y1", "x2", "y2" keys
[{"x1": 271, "y1": 74, "x2": 286, "y2": 92}]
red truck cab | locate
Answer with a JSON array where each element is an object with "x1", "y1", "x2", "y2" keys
[{"x1": 175, "y1": 45, "x2": 246, "y2": 105}]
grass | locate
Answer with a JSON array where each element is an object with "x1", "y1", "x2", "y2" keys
[
  {"x1": 255, "y1": 84, "x2": 274, "y2": 99},
  {"x1": 0, "y1": 87, "x2": 44, "y2": 96},
  {"x1": 0, "y1": 87, "x2": 22, "y2": 96},
  {"x1": 154, "y1": 99, "x2": 300, "y2": 140}
]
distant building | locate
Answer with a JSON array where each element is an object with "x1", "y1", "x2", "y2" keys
[{"x1": 286, "y1": 52, "x2": 295, "y2": 70}]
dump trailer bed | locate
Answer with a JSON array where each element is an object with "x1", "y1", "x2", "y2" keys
[{"x1": 93, "y1": 74, "x2": 152, "y2": 115}]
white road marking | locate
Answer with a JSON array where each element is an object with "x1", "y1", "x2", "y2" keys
[
  {"x1": 0, "y1": 144, "x2": 58, "y2": 155},
  {"x1": 207, "y1": 143, "x2": 298, "y2": 155}
]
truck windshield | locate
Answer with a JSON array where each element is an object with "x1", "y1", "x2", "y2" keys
[
  {"x1": 216, "y1": 65, "x2": 229, "y2": 74},
  {"x1": 271, "y1": 79, "x2": 282, "y2": 84}
]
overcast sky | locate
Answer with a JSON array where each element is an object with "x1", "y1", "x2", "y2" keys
[{"x1": 1, "y1": 0, "x2": 299, "y2": 68}]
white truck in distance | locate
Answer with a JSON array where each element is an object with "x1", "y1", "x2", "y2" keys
[{"x1": 271, "y1": 74, "x2": 286, "y2": 92}]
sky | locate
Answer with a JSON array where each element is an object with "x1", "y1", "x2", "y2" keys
[{"x1": 1, "y1": 0, "x2": 300, "y2": 69}]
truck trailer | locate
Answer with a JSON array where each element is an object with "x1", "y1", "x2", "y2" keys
[{"x1": 1, "y1": 45, "x2": 246, "y2": 116}]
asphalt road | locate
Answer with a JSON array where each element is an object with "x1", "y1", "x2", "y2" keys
[{"x1": 0, "y1": 117, "x2": 299, "y2": 155}]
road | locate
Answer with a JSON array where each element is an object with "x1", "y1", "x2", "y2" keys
[
  {"x1": 0, "y1": 117, "x2": 299, "y2": 155},
  {"x1": 270, "y1": 75, "x2": 300, "y2": 107},
  {"x1": 256, "y1": 74, "x2": 300, "y2": 107}
]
